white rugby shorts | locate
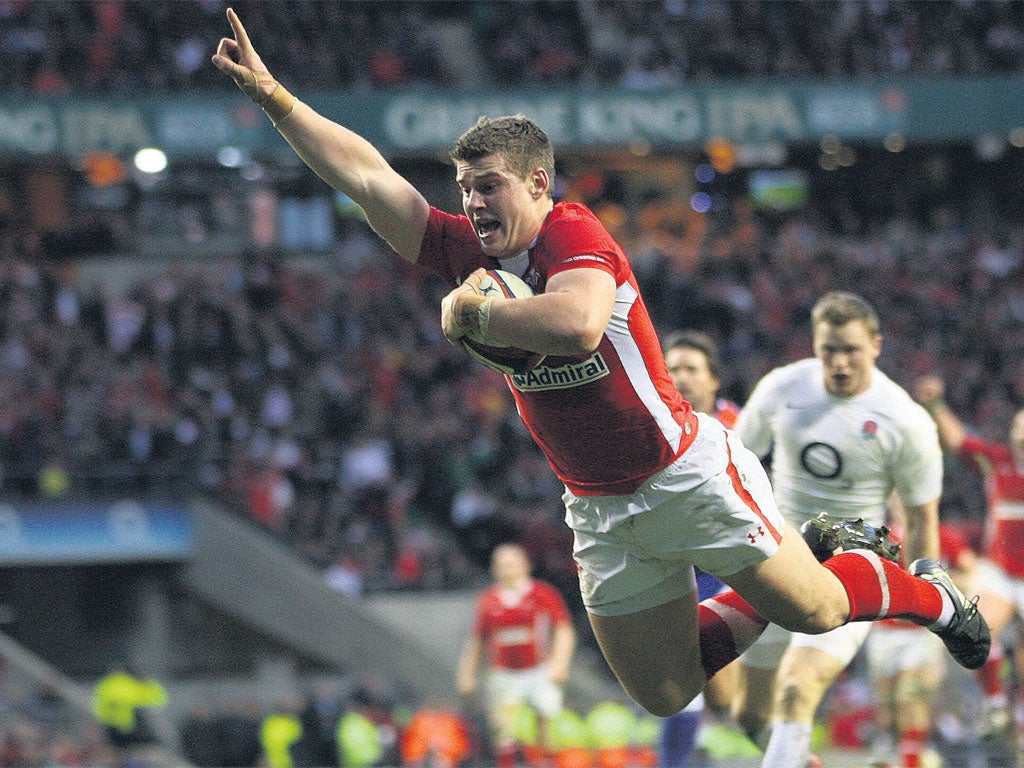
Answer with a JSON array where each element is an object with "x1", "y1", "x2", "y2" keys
[
  {"x1": 485, "y1": 665, "x2": 564, "y2": 718},
  {"x1": 865, "y1": 624, "x2": 945, "y2": 678},
  {"x1": 740, "y1": 620, "x2": 872, "y2": 670},
  {"x1": 566, "y1": 413, "x2": 784, "y2": 616}
]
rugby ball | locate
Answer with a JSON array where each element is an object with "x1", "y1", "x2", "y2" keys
[{"x1": 462, "y1": 269, "x2": 547, "y2": 376}]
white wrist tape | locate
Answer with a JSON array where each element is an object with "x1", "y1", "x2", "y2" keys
[{"x1": 475, "y1": 297, "x2": 493, "y2": 340}]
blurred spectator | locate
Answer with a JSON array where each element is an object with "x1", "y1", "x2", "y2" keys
[
  {"x1": 336, "y1": 705, "x2": 385, "y2": 768},
  {"x1": 0, "y1": 657, "x2": 116, "y2": 768},
  {"x1": 90, "y1": 665, "x2": 167, "y2": 767},
  {"x1": 300, "y1": 684, "x2": 344, "y2": 768},
  {"x1": 7, "y1": 1, "x2": 1024, "y2": 98},
  {"x1": 259, "y1": 697, "x2": 305, "y2": 768},
  {"x1": 325, "y1": 552, "x2": 365, "y2": 597},
  {"x1": 399, "y1": 703, "x2": 472, "y2": 768}
]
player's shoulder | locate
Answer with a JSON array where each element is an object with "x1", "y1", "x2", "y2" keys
[
  {"x1": 420, "y1": 206, "x2": 488, "y2": 284},
  {"x1": 427, "y1": 205, "x2": 475, "y2": 237},
  {"x1": 530, "y1": 578, "x2": 561, "y2": 594},
  {"x1": 477, "y1": 584, "x2": 503, "y2": 604},
  {"x1": 549, "y1": 201, "x2": 601, "y2": 224},
  {"x1": 860, "y1": 372, "x2": 940, "y2": 449},
  {"x1": 756, "y1": 358, "x2": 820, "y2": 393},
  {"x1": 867, "y1": 370, "x2": 933, "y2": 422},
  {"x1": 541, "y1": 202, "x2": 616, "y2": 248},
  {"x1": 536, "y1": 202, "x2": 627, "y2": 278}
]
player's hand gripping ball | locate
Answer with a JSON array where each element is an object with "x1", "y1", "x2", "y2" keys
[{"x1": 462, "y1": 270, "x2": 547, "y2": 376}]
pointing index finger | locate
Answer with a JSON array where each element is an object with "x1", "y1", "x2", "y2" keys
[{"x1": 226, "y1": 7, "x2": 254, "y2": 53}]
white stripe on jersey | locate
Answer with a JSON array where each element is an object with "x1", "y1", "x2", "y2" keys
[
  {"x1": 605, "y1": 280, "x2": 683, "y2": 453},
  {"x1": 705, "y1": 597, "x2": 766, "y2": 654},
  {"x1": 994, "y1": 501, "x2": 1024, "y2": 520}
]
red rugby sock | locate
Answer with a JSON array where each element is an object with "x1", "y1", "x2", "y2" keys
[
  {"x1": 823, "y1": 550, "x2": 943, "y2": 624},
  {"x1": 978, "y1": 644, "x2": 1007, "y2": 697},
  {"x1": 898, "y1": 727, "x2": 927, "y2": 768},
  {"x1": 697, "y1": 590, "x2": 769, "y2": 678}
]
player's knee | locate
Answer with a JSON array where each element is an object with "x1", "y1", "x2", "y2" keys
[
  {"x1": 619, "y1": 662, "x2": 707, "y2": 717},
  {"x1": 893, "y1": 676, "x2": 932, "y2": 703},
  {"x1": 795, "y1": 615, "x2": 834, "y2": 635},
  {"x1": 637, "y1": 695, "x2": 688, "y2": 718},
  {"x1": 775, "y1": 679, "x2": 815, "y2": 720},
  {"x1": 783, "y1": 603, "x2": 846, "y2": 635},
  {"x1": 631, "y1": 686, "x2": 700, "y2": 718}
]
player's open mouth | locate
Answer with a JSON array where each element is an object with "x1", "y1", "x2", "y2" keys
[{"x1": 476, "y1": 220, "x2": 501, "y2": 237}]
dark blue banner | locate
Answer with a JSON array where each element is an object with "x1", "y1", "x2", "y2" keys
[
  {"x1": 0, "y1": 501, "x2": 193, "y2": 565},
  {"x1": 3, "y1": 76, "x2": 1024, "y2": 158}
]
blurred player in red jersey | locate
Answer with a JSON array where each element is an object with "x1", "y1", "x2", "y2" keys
[
  {"x1": 660, "y1": 330, "x2": 740, "y2": 767},
  {"x1": 663, "y1": 330, "x2": 740, "y2": 431},
  {"x1": 213, "y1": 9, "x2": 989, "y2": 727},
  {"x1": 915, "y1": 375, "x2": 1024, "y2": 751},
  {"x1": 865, "y1": 508, "x2": 979, "y2": 768},
  {"x1": 457, "y1": 543, "x2": 577, "y2": 768}
]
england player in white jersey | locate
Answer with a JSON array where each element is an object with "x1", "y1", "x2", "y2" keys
[{"x1": 731, "y1": 291, "x2": 944, "y2": 768}]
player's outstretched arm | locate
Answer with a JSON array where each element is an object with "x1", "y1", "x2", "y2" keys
[
  {"x1": 901, "y1": 499, "x2": 941, "y2": 564},
  {"x1": 455, "y1": 634, "x2": 483, "y2": 697},
  {"x1": 547, "y1": 620, "x2": 577, "y2": 686},
  {"x1": 913, "y1": 375, "x2": 967, "y2": 453},
  {"x1": 211, "y1": 8, "x2": 429, "y2": 262}
]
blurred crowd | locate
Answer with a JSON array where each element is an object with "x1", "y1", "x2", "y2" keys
[
  {"x1": 5, "y1": 0, "x2": 1024, "y2": 96},
  {"x1": 0, "y1": 228, "x2": 577, "y2": 596},
  {"x1": 0, "y1": 648, "x2": 1005, "y2": 768},
  {"x1": 0, "y1": 659, "x2": 115, "y2": 768},
  {"x1": 1, "y1": 657, "x2": 668, "y2": 768}
]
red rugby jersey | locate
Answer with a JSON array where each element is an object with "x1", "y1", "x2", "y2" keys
[
  {"x1": 960, "y1": 433, "x2": 1024, "y2": 577},
  {"x1": 714, "y1": 399, "x2": 740, "y2": 430},
  {"x1": 472, "y1": 579, "x2": 572, "y2": 670},
  {"x1": 418, "y1": 202, "x2": 698, "y2": 496}
]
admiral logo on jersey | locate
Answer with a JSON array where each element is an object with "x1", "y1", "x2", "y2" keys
[{"x1": 510, "y1": 352, "x2": 609, "y2": 391}]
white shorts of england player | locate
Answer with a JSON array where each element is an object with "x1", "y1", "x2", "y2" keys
[
  {"x1": 485, "y1": 665, "x2": 564, "y2": 718},
  {"x1": 566, "y1": 413, "x2": 784, "y2": 617},
  {"x1": 971, "y1": 557, "x2": 1024, "y2": 613},
  {"x1": 740, "y1": 620, "x2": 872, "y2": 670},
  {"x1": 865, "y1": 624, "x2": 946, "y2": 678}
]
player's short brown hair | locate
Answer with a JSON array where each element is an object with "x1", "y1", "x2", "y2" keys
[
  {"x1": 662, "y1": 329, "x2": 723, "y2": 381},
  {"x1": 811, "y1": 291, "x2": 880, "y2": 336},
  {"x1": 451, "y1": 115, "x2": 555, "y2": 192}
]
